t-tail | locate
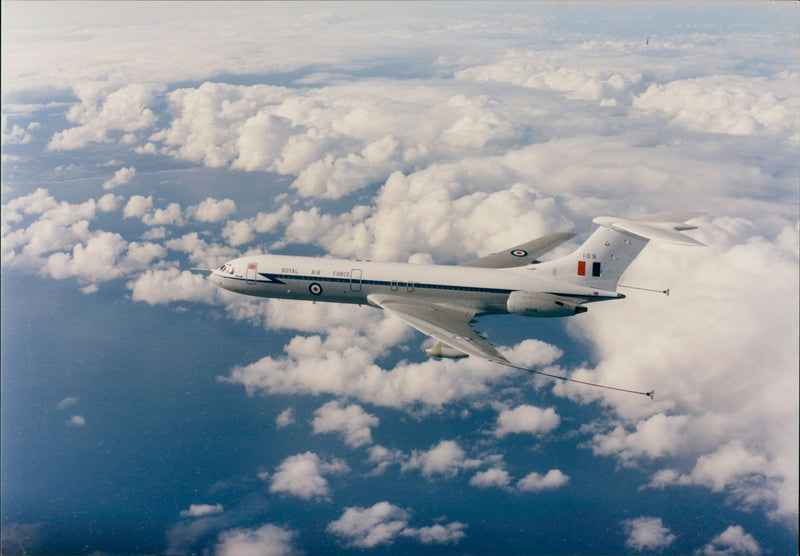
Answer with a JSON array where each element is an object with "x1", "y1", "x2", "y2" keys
[{"x1": 537, "y1": 212, "x2": 705, "y2": 292}]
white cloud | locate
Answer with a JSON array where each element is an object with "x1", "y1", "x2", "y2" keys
[
  {"x1": 127, "y1": 268, "x2": 217, "y2": 306},
  {"x1": 215, "y1": 523, "x2": 296, "y2": 556},
  {"x1": 123, "y1": 195, "x2": 153, "y2": 219},
  {"x1": 327, "y1": 502, "x2": 409, "y2": 548},
  {"x1": 221, "y1": 320, "x2": 522, "y2": 409},
  {"x1": 45, "y1": 230, "x2": 128, "y2": 283},
  {"x1": 142, "y1": 202, "x2": 184, "y2": 227},
  {"x1": 56, "y1": 397, "x2": 78, "y2": 410},
  {"x1": 96, "y1": 193, "x2": 122, "y2": 212},
  {"x1": 366, "y1": 444, "x2": 404, "y2": 475},
  {"x1": 102, "y1": 166, "x2": 136, "y2": 190},
  {"x1": 221, "y1": 205, "x2": 291, "y2": 247},
  {"x1": 179, "y1": 503, "x2": 223, "y2": 518},
  {"x1": 1, "y1": 114, "x2": 35, "y2": 144},
  {"x1": 566, "y1": 226, "x2": 799, "y2": 520},
  {"x1": 189, "y1": 197, "x2": 237, "y2": 223},
  {"x1": 633, "y1": 75, "x2": 798, "y2": 137},
  {"x1": 623, "y1": 516, "x2": 676, "y2": 552},
  {"x1": 48, "y1": 83, "x2": 164, "y2": 151},
  {"x1": 402, "y1": 440, "x2": 482, "y2": 478},
  {"x1": 493, "y1": 405, "x2": 560, "y2": 438},
  {"x1": 326, "y1": 501, "x2": 466, "y2": 548},
  {"x1": 516, "y1": 469, "x2": 569, "y2": 492},
  {"x1": 275, "y1": 408, "x2": 295, "y2": 428},
  {"x1": 469, "y1": 468, "x2": 511, "y2": 489},
  {"x1": 311, "y1": 401, "x2": 379, "y2": 448},
  {"x1": 699, "y1": 525, "x2": 761, "y2": 556},
  {"x1": 456, "y1": 51, "x2": 642, "y2": 104},
  {"x1": 268, "y1": 452, "x2": 349, "y2": 501},
  {"x1": 122, "y1": 195, "x2": 183, "y2": 226},
  {"x1": 67, "y1": 415, "x2": 86, "y2": 427},
  {"x1": 590, "y1": 414, "x2": 691, "y2": 462},
  {"x1": 401, "y1": 522, "x2": 467, "y2": 545},
  {"x1": 163, "y1": 232, "x2": 239, "y2": 269},
  {"x1": 2, "y1": 7, "x2": 797, "y2": 551},
  {"x1": 2, "y1": 188, "x2": 57, "y2": 222}
]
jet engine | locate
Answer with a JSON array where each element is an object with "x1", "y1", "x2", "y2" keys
[{"x1": 506, "y1": 291, "x2": 587, "y2": 317}]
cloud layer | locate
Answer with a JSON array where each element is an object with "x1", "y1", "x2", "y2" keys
[{"x1": 2, "y1": 3, "x2": 797, "y2": 555}]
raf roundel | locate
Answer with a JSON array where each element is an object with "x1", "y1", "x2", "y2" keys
[
  {"x1": 510, "y1": 249, "x2": 528, "y2": 257},
  {"x1": 309, "y1": 283, "x2": 323, "y2": 296}
]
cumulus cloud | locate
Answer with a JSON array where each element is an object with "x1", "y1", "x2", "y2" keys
[
  {"x1": 275, "y1": 408, "x2": 295, "y2": 428},
  {"x1": 123, "y1": 195, "x2": 153, "y2": 219},
  {"x1": 122, "y1": 195, "x2": 183, "y2": 226},
  {"x1": 567, "y1": 227, "x2": 799, "y2": 520},
  {"x1": 127, "y1": 268, "x2": 218, "y2": 305},
  {"x1": 401, "y1": 522, "x2": 467, "y2": 545},
  {"x1": 221, "y1": 320, "x2": 522, "y2": 409},
  {"x1": 163, "y1": 232, "x2": 239, "y2": 269},
  {"x1": 326, "y1": 501, "x2": 466, "y2": 548},
  {"x1": 493, "y1": 404, "x2": 560, "y2": 438},
  {"x1": 102, "y1": 166, "x2": 136, "y2": 190},
  {"x1": 327, "y1": 502, "x2": 409, "y2": 548},
  {"x1": 97, "y1": 192, "x2": 122, "y2": 212},
  {"x1": 268, "y1": 452, "x2": 349, "y2": 501},
  {"x1": 699, "y1": 525, "x2": 761, "y2": 556},
  {"x1": 402, "y1": 440, "x2": 482, "y2": 478},
  {"x1": 311, "y1": 401, "x2": 379, "y2": 448},
  {"x1": 633, "y1": 75, "x2": 799, "y2": 137},
  {"x1": 516, "y1": 469, "x2": 569, "y2": 492},
  {"x1": 188, "y1": 197, "x2": 237, "y2": 223},
  {"x1": 622, "y1": 516, "x2": 676, "y2": 552},
  {"x1": 179, "y1": 503, "x2": 223, "y2": 518},
  {"x1": 67, "y1": 415, "x2": 86, "y2": 427},
  {"x1": 1, "y1": 114, "x2": 36, "y2": 144},
  {"x1": 366, "y1": 444, "x2": 404, "y2": 475},
  {"x1": 469, "y1": 467, "x2": 512, "y2": 489},
  {"x1": 220, "y1": 205, "x2": 290, "y2": 247},
  {"x1": 215, "y1": 523, "x2": 296, "y2": 556},
  {"x1": 48, "y1": 83, "x2": 164, "y2": 150},
  {"x1": 2, "y1": 9, "x2": 797, "y2": 553},
  {"x1": 142, "y1": 202, "x2": 184, "y2": 226}
]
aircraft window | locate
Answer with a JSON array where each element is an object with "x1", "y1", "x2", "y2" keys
[{"x1": 219, "y1": 265, "x2": 227, "y2": 271}]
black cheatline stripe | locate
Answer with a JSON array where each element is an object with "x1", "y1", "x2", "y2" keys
[{"x1": 244, "y1": 273, "x2": 513, "y2": 295}]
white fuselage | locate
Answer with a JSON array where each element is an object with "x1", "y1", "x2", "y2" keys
[{"x1": 211, "y1": 254, "x2": 618, "y2": 315}]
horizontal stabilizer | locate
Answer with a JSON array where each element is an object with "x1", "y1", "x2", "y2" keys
[
  {"x1": 593, "y1": 213, "x2": 705, "y2": 246},
  {"x1": 461, "y1": 232, "x2": 576, "y2": 268}
]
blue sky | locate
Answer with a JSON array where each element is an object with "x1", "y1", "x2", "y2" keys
[{"x1": 2, "y1": 2, "x2": 798, "y2": 554}]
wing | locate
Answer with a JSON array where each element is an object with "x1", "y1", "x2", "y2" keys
[
  {"x1": 460, "y1": 232, "x2": 576, "y2": 268},
  {"x1": 367, "y1": 294, "x2": 510, "y2": 364}
]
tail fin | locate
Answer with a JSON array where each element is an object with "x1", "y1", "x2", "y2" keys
[{"x1": 537, "y1": 212, "x2": 705, "y2": 292}]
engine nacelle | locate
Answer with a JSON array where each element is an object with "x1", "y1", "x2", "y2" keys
[{"x1": 506, "y1": 291, "x2": 587, "y2": 318}]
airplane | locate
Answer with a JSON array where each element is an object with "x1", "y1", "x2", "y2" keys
[{"x1": 208, "y1": 212, "x2": 704, "y2": 397}]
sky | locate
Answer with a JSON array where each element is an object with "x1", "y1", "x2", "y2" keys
[{"x1": 1, "y1": 2, "x2": 798, "y2": 554}]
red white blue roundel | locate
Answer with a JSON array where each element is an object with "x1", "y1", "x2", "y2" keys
[
  {"x1": 309, "y1": 283, "x2": 323, "y2": 296},
  {"x1": 510, "y1": 249, "x2": 528, "y2": 257},
  {"x1": 452, "y1": 335, "x2": 473, "y2": 342}
]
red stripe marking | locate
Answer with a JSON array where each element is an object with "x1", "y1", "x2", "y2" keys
[{"x1": 577, "y1": 260, "x2": 586, "y2": 276}]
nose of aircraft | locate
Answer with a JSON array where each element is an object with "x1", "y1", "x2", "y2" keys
[{"x1": 210, "y1": 261, "x2": 237, "y2": 289}]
